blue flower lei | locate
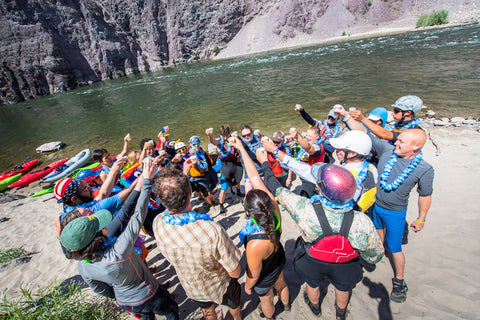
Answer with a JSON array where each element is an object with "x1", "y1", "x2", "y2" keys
[
  {"x1": 239, "y1": 218, "x2": 264, "y2": 244},
  {"x1": 380, "y1": 151, "x2": 423, "y2": 191},
  {"x1": 310, "y1": 194, "x2": 354, "y2": 210},
  {"x1": 354, "y1": 159, "x2": 370, "y2": 187},
  {"x1": 219, "y1": 136, "x2": 233, "y2": 159},
  {"x1": 163, "y1": 210, "x2": 213, "y2": 225},
  {"x1": 387, "y1": 118, "x2": 421, "y2": 132},
  {"x1": 323, "y1": 120, "x2": 341, "y2": 140},
  {"x1": 195, "y1": 148, "x2": 208, "y2": 171}
]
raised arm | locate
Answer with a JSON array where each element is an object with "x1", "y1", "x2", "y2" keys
[
  {"x1": 349, "y1": 110, "x2": 394, "y2": 140},
  {"x1": 290, "y1": 129, "x2": 316, "y2": 155},
  {"x1": 95, "y1": 158, "x2": 127, "y2": 200},
  {"x1": 205, "y1": 128, "x2": 221, "y2": 146},
  {"x1": 117, "y1": 134, "x2": 131, "y2": 158}
]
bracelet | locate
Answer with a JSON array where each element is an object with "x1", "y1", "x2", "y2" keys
[
  {"x1": 361, "y1": 118, "x2": 368, "y2": 123},
  {"x1": 273, "y1": 148, "x2": 280, "y2": 156},
  {"x1": 343, "y1": 115, "x2": 351, "y2": 122},
  {"x1": 416, "y1": 218, "x2": 425, "y2": 224}
]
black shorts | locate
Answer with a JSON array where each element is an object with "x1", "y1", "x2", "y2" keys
[
  {"x1": 295, "y1": 254, "x2": 363, "y2": 292},
  {"x1": 190, "y1": 170, "x2": 218, "y2": 196},
  {"x1": 220, "y1": 160, "x2": 243, "y2": 187},
  {"x1": 194, "y1": 278, "x2": 241, "y2": 309}
]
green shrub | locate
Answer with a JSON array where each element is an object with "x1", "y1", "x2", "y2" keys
[
  {"x1": 342, "y1": 31, "x2": 346, "y2": 36},
  {"x1": 0, "y1": 281, "x2": 125, "y2": 319},
  {"x1": 213, "y1": 45, "x2": 220, "y2": 56},
  {"x1": 417, "y1": 10, "x2": 449, "y2": 27}
]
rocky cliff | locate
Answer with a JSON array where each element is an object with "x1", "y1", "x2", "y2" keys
[{"x1": 1, "y1": 0, "x2": 477, "y2": 104}]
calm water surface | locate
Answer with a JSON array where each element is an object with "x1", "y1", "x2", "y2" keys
[{"x1": 0, "y1": 24, "x2": 479, "y2": 172}]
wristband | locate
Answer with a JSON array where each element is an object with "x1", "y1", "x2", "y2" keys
[
  {"x1": 343, "y1": 115, "x2": 351, "y2": 122},
  {"x1": 273, "y1": 149, "x2": 280, "y2": 156},
  {"x1": 361, "y1": 118, "x2": 368, "y2": 123},
  {"x1": 416, "y1": 218, "x2": 425, "y2": 224}
]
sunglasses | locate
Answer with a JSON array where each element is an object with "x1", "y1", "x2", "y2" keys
[
  {"x1": 176, "y1": 147, "x2": 186, "y2": 153},
  {"x1": 393, "y1": 108, "x2": 402, "y2": 114},
  {"x1": 77, "y1": 184, "x2": 89, "y2": 195},
  {"x1": 242, "y1": 133, "x2": 252, "y2": 138}
]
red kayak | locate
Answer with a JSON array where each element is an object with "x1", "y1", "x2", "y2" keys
[
  {"x1": 0, "y1": 159, "x2": 38, "y2": 182},
  {"x1": 8, "y1": 158, "x2": 69, "y2": 188}
]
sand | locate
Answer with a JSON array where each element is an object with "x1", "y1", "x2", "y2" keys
[{"x1": 1, "y1": 124, "x2": 479, "y2": 319}]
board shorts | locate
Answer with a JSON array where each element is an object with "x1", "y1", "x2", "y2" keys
[
  {"x1": 219, "y1": 160, "x2": 243, "y2": 191},
  {"x1": 372, "y1": 203, "x2": 406, "y2": 253},
  {"x1": 190, "y1": 170, "x2": 218, "y2": 196}
]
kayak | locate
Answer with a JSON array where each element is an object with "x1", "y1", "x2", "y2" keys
[
  {"x1": 36, "y1": 141, "x2": 65, "y2": 153},
  {"x1": 8, "y1": 158, "x2": 69, "y2": 188},
  {"x1": 0, "y1": 159, "x2": 38, "y2": 182},
  {"x1": 41, "y1": 149, "x2": 91, "y2": 183},
  {"x1": 30, "y1": 162, "x2": 101, "y2": 198},
  {"x1": 0, "y1": 173, "x2": 22, "y2": 192}
]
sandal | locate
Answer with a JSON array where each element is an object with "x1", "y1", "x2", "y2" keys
[{"x1": 304, "y1": 291, "x2": 321, "y2": 316}]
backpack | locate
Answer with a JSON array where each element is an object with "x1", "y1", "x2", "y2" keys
[{"x1": 306, "y1": 201, "x2": 359, "y2": 263}]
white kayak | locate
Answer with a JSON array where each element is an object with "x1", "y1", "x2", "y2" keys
[
  {"x1": 41, "y1": 149, "x2": 91, "y2": 183},
  {"x1": 36, "y1": 141, "x2": 65, "y2": 153}
]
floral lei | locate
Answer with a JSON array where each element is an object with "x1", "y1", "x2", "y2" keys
[
  {"x1": 195, "y1": 148, "x2": 208, "y2": 171},
  {"x1": 219, "y1": 136, "x2": 233, "y2": 159},
  {"x1": 310, "y1": 194, "x2": 354, "y2": 210},
  {"x1": 163, "y1": 210, "x2": 213, "y2": 225},
  {"x1": 239, "y1": 218, "x2": 264, "y2": 244},
  {"x1": 323, "y1": 120, "x2": 341, "y2": 140},
  {"x1": 380, "y1": 151, "x2": 423, "y2": 191},
  {"x1": 387, "y1": 118, "x2": 421, "y2": 132},
  {"x1": 355, "y1": 159, "x2": 370, "y2": 187}
]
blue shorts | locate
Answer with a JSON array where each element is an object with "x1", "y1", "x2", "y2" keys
[{"x1": 372, "y1": 204, "x2": 406, "y2": 253}]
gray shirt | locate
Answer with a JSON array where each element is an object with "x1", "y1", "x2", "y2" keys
[
  {"x1": 77, "y1": 179, "x2": 158, "y2": 306},
  {"x1": 371, "y1": 135, "x2": 434, "y2": 211}
]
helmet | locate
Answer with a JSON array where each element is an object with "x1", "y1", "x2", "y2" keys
[
  {"x1": 392, "y1": 95, "x2": 423, "y2": 114},
  {"x1": 272, "y1": 131, "x2": 285, "y2": 143},
  {"x1": 174, "y1": 141, "x2": 186, "y2": 151},
  {"x1": 76, "y1": 169, "x2": 98, "y2": 182},
  {"x1": 329, "y1": 130, "x2": 372, "y2": 156},
  {"x1": 189, "y1": 136, "x2": 200, "y2": 146},
  {"x1": 54, "y1": 178, "x2": 75, "y2": 202},
  {"x1": 311, "y1": 164, "x2": 356, "y2": 204},
  {"x1": 367, "y1": 107, "x2": 389, "y2": 126}
]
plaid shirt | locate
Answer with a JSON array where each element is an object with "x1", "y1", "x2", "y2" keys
[{"x1": 153, "y1": 215, "x2": 241, "y2": 303}]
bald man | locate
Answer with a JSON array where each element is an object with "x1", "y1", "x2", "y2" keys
[{"x1": 365, "y1": 128, "x2": 433, "y2": 303}]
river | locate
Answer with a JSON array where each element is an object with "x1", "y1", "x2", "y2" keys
[{"x1": 0, "y1": 24, "x2": 478, "y2": 173}]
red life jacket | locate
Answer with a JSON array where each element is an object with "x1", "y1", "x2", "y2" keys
[
  {"x1": 306, "y1": 201, "x2": 358, "y2": 263},
  {"x1": 267, "y1": 152, "x2": 287, "y2": 177}
]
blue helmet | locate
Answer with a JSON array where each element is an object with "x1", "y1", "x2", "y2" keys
[
  {"x1": 392, "y1": 95, "x2": 423, "y2": 114},
  {"x1": 189, "y1": 136, "x2": 201, "y2": 146},
  {"x1": 367, "y1": 107, "x2": 389, "y2": 127},
  {"x1": 76, "y1": 169, "x2": 98, "y2": 182}
]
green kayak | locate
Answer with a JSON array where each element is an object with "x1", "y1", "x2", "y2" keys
[{"x1": 0, "y1": 173, "x2": 22, "y2": 192}]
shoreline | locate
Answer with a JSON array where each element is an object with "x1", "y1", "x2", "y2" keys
[{"x1": 1, "y1": 125, "x2": 479, "y2": 319}]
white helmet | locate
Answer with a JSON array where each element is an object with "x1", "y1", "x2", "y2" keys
[
  {"x1": 329, "y1": 130, "x2": 372, "y2": 156},
  {"x1": 392, "y1": 95, "x2": 423, "y2": 114},
  {"x1": 174, "y1": 141, "x2": 186, "y2": 150}
]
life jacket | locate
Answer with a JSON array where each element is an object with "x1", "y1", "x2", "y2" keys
[
  {"x1": 349, "y1": 166, "x2": 377, "y2": 213},
  {"x1": 305, "y1": 201, "x2": 358, "y2": 263},
  {"x1": 267, "y1": 152, "x2": 287, "y2": 177},
  {"x1": 189, "y1": 149, "x2": 213, "y2": 178},
  {"x1": 308, "y1": 140, "x2": 325, "y2": 166}
]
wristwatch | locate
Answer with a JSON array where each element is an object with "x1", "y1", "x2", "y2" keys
[{"x1": 273, "y1": 149, "x2": 280, "y2": 156}]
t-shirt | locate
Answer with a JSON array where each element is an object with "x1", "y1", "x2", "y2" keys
[
  {"x1": 62, "y1": 195, "x2": 123, "y2": 220},
  {"x1": 371, "y1": 134, "x2": 434, "y2": 211}
]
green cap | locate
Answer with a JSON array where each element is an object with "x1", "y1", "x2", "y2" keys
[{"x1": 60, "y1": 209, "x2": 112, "y2": 251}]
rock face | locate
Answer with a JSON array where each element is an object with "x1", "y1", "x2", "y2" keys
[{"x1": 0, "y1": 0, "x2": 477, "y2": 104}]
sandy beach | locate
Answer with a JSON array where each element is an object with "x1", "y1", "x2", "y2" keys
[{"x1": 1, "y1": 123, "x2": 479, "y2": 319}]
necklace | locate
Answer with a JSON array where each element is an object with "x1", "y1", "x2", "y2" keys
[
  {"x1": 219, "y1": 136, "x2": 233, "y2": 159},
  {"x1": 323, "y1": 121, "x2": 341, "y2": 140},
  {"x1": 380, "y1": 151, "x2": 423, "y2": 191},
  {"x1": 354, "y1": 159, "x2": 370, "y2": 186},
  {"x1": 310, "y1": 194, "x2": 354, "y2": 210},
  {"x1": 163, "y1": 210, "x2": 213, "y2": 225},
  {"x1": 387, "y1": 118, "x2": 421, "y2": 132},
  {"x1": 195, "y1": 148, "x2": 208, "y2": 171}
]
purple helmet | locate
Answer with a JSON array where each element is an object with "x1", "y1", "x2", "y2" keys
[{"x1": 311, "y1": 164, "x2": 356, "y2": 204}]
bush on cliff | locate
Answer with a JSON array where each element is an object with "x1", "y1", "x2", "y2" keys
[{"x1": 416, "y1": 10, "x2": 449, "y2": 27}]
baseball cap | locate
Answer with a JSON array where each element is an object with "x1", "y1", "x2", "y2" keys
[
  {"x1": 328, "y1": 110, "x2": 339, "y2": 120},
  {"x1": 60, "y1": 209, "x2": 112, "y2": 251},
  {"x1": 54, "y1": 178, "x2": 80, "y2": 203},
  {"x1": 272, "y1": 131, "x2": 285, "y2": 143},
  {"x1": 367, "y1": 107, "x2": 389, "y2": 125}
]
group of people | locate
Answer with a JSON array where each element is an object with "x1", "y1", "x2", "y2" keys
[{"x1": 53, "y1": 95, "x2": 434, "y2": 320}]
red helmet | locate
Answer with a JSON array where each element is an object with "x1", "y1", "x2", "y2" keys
[{"x1": 311, "y1": 164, "x2": 356, "y2": 204}]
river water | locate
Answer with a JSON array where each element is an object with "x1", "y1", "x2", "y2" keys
[{"x1": 0, "y1": 24, "x2": 479, "y2": 173}]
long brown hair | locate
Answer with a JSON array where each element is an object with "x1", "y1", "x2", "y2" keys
[{"x1": 244, "y1": 189, "x2": 279, "y2": 248}]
